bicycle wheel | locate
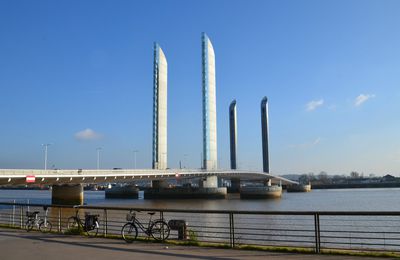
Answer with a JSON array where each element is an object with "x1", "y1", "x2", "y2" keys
[
  {"x1": 86, "y1": 221, "x2": 99, "y2": 237},
  {"x1": 39, "y1": 220, "x2": 52, "y2": 233},
  {"x1": 25, "y1": 220, "x2": 34, "y2": 232},
  {"x1": 121, "y1": 223, "x2": 138, "y2": 243},
  {"x1": 67, "y1": 217, "x2": 81, "y2": 233},
  {"x1": 150, "y1": 220, "x2": 170, "y2": 241}
]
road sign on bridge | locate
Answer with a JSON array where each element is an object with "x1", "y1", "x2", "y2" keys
[{"x1": 25, "y1": 175, "x2": 35, "y2": 183}]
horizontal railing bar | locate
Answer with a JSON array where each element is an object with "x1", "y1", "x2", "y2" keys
[
  {"x1": 236, "y1": 242, "x2": 315, "y2": 249},
  {"x1": 321, "y1": 230, "x2": 400, "y2": 235},
  {"x1": 321, "y1": 241, "x2": 400, "y2": 247},
  {"x1": 236, "y1": 232, "x2": 316, "y2": 238},
  {"x1": 236, "y1": 237, "x2": 316, "y2": 244},
  {"x1": 320, "y1": 245, "x2": 400, "y2": 252},
  {"x1": 235, "y1": 227, "x2": 315, "y2": 232},
  {"x1": 321, "y1": 235, "x2": 400, "y2": 241}
]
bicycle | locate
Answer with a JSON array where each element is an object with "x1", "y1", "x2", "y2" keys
[
  {"x1": 66, "y1": 207, "x2": 99, "y2": 237},
  {"x1": 25, "y1": 206, "x2": 52, "y2": 233},
  {"x1": 121, "y1": 210, "x2": 170, "y2": 243}
]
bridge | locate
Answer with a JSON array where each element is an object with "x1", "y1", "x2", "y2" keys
[
  {"x1": 0, "y1": 169, "x2": 299, "y2": 204},
  {"x1": 0, "y1": 168, "x2": 297, "y2": 186}
]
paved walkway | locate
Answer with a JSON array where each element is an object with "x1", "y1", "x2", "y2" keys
[{"x1": 0, "y1": 228, "x2": 393, "y2": 260}]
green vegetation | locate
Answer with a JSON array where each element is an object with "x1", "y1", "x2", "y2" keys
[
  {"x1": 63, "y1": 226, "x2": 82, "y2": 235},
  {"x1": 187, "y1": 229, "x2": 198, "y2": 244}
]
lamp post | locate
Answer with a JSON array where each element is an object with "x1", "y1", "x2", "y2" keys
[
  {"x1": 42, "y1": 143, "x2": 52, "y2": 170},
  {"x1": 183, "y1": 154, "x2": 188, "y2": 168},
  {"x1": 96, "y1": 147, "x2": 102, "y2": 170},
  {"x1": 133, "y1": 150, "x2": 139, "y2": 169}
]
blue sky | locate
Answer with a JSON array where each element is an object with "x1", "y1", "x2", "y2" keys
[{"x1": 0, "y1": 0, "x2": 399, "y2": 175}]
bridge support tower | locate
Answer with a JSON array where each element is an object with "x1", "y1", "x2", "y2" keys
[
  {"x1": 228, "y1": 100, "x2": 240, "y2": 193},
  {"x1": 52, "y1": 184, "x2": 83, "y2": 205},
  {"x1": 239, "y1": 97, "x2": 282, "y2": 199}
]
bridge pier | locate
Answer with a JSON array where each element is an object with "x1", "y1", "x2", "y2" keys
[
  {"x1": 105, "y1": 184, "x2": 139, "y2": 199},
  {"x1": 143, "y1": 176, "x2": 227, "y2": 199},
  {"x1": 52, "y1": 184, "x2": 83, "y2": 205},
  {"x1": 152, "y1": 180, "x2": 168, "y2": 189},
  {"x1": 200, "y1": 176, "x2": 218, "y2": 188},
  {"x1": 228, "y1": 178, "x2": 241, "y2": 193},
  {"x1": 240, "y1": 183, "x2": 282, "y2": 199}
]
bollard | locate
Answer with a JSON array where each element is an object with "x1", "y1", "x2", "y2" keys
[{"x1": 168, "y1": 220, "x2": 187, "y2": 240}]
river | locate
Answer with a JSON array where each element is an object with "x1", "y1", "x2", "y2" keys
[{"x1": 1, "y1": 187, "x2": 399, "y2": 211}]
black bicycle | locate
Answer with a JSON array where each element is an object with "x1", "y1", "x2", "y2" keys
[
  {"x1": 25, "y1": 206, "x2": 52, "y2": 233},
  {"x1": 66, "y1": 208, "x2": 99, "y2": 237},
  {"x1": 121, "y1": 210, "x2": 170, "y2": 243}
]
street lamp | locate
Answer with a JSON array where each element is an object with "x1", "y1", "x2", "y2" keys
[
  {"x1": 96, "y1": 147, "x2": 102, "y2": 170},
  {"x1": 133, "y1": 150, "x2": 139, "y2": 169},
  {"x1": 183, "y1": 154, "x2": 188, "y2": 168},
  {"x1": 42, "y1": 143, "x2": 52, "y2": 170}
]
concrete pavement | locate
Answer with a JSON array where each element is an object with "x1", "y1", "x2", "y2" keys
[{"x1": 0, "y1": 228, "x2": 392, "y2": 260}]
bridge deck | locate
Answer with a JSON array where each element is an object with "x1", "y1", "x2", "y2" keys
[{"x1": 0, "y1": 169, "x2": 298, "y2": 185}]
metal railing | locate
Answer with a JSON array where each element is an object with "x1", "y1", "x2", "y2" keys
[{"x1": 0, "y1": 202, "x2": 400, "y2": 254}]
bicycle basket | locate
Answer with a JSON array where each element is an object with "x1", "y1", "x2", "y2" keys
[
  {"x1": 126, "y1": 212, "x2": 136, "y2": 221},
  {"x1": 84, "y1": 214, "x2": 98, "y2": 228}
]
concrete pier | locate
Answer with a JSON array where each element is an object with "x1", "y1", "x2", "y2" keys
[
  {"x1": 152, "y1": 180, "x2": 168, "y2": 189},
  {"x1": 287, "y1": 184, "x2": 312, "y2": 192},
  {"x1": 105, "y1": 184, "x2": 139, "y2": 199},
  {"x1": 52, "y1": 184, "x2": 83, "y2": 205},
  {"x1": 240, "y1": 185, "x2": 282, "y2": 199},
  {"x1": 200, "y1": 175, "x2": 218, "y2": 188},
  {"x1": 228, "y1": 178, "x2": 241, "y2": 193},
  {"x1": 144, "y1": 187, "x2": 227, "y2": 199}
]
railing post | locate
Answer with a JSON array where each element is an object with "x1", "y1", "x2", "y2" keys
[
  {"x1": 20, "y1": 206, "x2": 23, "y2": 229},
  {"x1": 103, "y1": 209, "x2": 108, "y2": 237},
  {"x1": 12, "y1": 200, "x2": 16, "y2": 227},
  {"x1": 58, "y1": 207, "x2": 62, "y2": 233},
  {"x1": 314, "y1": 213, "x2": 321, "y2": 253},
  {"x1": 229, "y1": 212, "x2": 235, "y2": 248}
]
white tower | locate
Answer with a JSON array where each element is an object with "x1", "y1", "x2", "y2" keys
[{"x1": 152, "y1": 43, "x2": 168, "y2": 170}]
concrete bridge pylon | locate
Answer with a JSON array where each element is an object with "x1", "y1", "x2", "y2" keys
[{"x1": 52, "y1": 184, "x2": 83, "y2": 205}]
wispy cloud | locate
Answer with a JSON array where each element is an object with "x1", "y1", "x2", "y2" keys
[
  {"x1": 306, "y1": 99, "x2": 324, "y2": 111},
  {"x1": 288, "y1": 137, "x2": 322, "y2": 149},
  {"x1": 74, "y1": 128, "x2": 103, "y2": 141},
  {"x1": 354, "y1": 94, "x2": 375, "y2": 107}
]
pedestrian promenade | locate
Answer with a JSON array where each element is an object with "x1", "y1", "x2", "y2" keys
[{"x1": 0, "y1": 228, "x2": 390, "y2": 260}]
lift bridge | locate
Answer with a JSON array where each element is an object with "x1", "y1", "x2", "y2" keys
[{"x1": 0, "y1": 168, "x2": 297, "y2": 186}]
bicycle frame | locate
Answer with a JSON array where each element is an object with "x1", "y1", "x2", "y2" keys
[
  {"x1": 27, "y1": 212, "x2": 40, "y2": 227},
  {"x1": 133, "y1": 218, "x2": 153, "y2": 235},
  {"x1": 128, "y1": 211, "x2": 159, "y2": 235}
]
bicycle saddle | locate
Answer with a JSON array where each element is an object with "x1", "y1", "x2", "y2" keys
[{"x1": 147, "y1": 212, "x2": 155, "y2": 216}]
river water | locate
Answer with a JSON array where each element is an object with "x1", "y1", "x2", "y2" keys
[{"x1": 1, "y1": 187, "x2": 399, "y2": 211}]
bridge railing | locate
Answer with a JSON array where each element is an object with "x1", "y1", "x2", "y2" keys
[{"x1": 0, "y1": 202, "x2": 400, "y2": 254}]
